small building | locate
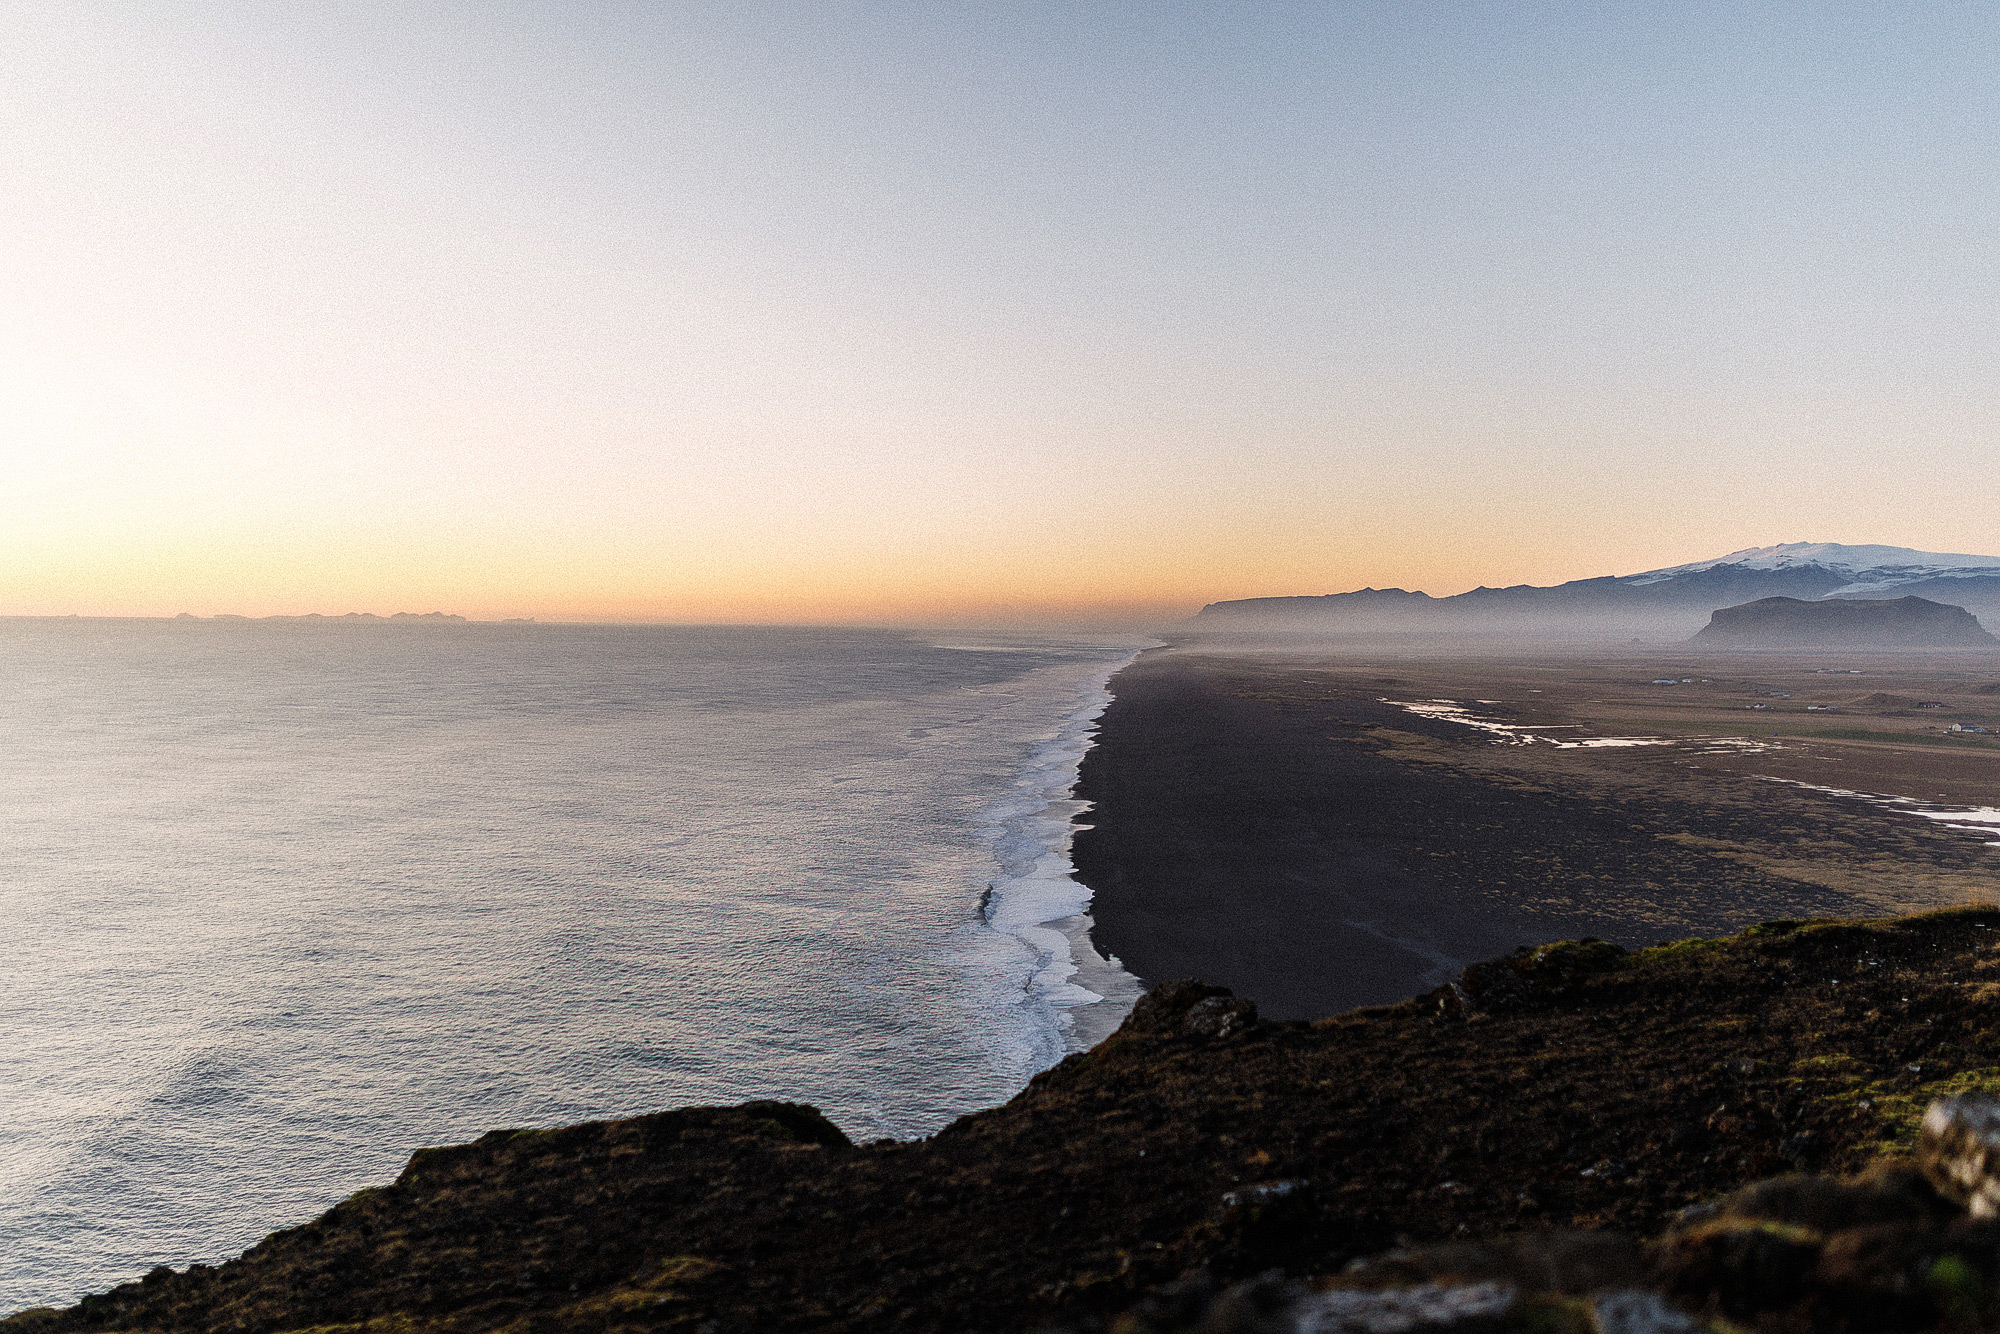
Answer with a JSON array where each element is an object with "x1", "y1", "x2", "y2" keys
[{"x1": 1949, "y1": 723, "x2": 1992, "y2": 734}]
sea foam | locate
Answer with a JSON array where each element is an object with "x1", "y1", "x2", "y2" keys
[{"x1": 969, "y1": 648, "x2": 1150, "y2": 1063}]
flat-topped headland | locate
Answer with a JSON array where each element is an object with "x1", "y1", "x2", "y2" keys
[{"x1": 1692, "y1": 595, "x2": 1998, "y2": 648}]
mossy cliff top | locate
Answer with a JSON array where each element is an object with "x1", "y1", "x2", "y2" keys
[{"x1": 15, "y1": 906, "x2": 2000, "y2": 1334}]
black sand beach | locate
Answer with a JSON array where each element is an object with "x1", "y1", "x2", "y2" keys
[{"x1": 1072, "y1": 648, "x2": 1998, "y2": 1020}]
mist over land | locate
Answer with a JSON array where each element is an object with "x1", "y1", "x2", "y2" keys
[{"x1": 1191, "y1": 543, "x2": 2000, "y2": 647}]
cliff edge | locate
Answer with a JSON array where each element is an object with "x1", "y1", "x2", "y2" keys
[{"x1": 13, "y1": 908, "x2": 2000, "y2": 1333}]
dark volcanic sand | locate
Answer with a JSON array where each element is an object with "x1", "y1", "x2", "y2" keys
[{"x1": 1071, "y1": 650, "x2": 1990, "y2": 1021}]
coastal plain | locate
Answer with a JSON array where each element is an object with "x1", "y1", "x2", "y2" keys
[{"x1": 1073, "y1": 646, "x2": 2000, "y2": 1020}]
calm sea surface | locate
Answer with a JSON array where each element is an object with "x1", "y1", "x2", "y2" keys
[{"x1": 0, "y1": 620, "x2": 1144, "y2": 1312}]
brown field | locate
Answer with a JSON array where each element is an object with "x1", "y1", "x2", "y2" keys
[
  {"x1": 1356, "y1": 648, "x2": 2000, "y2": 807},
  {"x1": 1347, "y1": 649, "x2": 2000, "y2": 920},
  {"x1": 1257, "y1": 648, "x2": 2000, "y2": 923}
]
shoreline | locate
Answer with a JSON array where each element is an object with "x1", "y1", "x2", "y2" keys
[{"x1": 975, "y1": 647, "x2": 1150, "y2": 1064}]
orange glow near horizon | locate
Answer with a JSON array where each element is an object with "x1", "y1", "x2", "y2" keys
[{"x1": 11, "y1": 498, "x2": 2000, "y2": 627}]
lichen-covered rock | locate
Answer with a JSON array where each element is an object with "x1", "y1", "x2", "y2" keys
[
  {"x1": 1640, "y1": 1133, "x2": 2000, "y2": 1331},
  {"x1": 1291, "y1": 1280, "x2": 1518, "y2": 1332},
  {"x1": 1588, "y1": 1289, "x2": 1701, "y2": 1334},
  {"x1": 1119, "y1": 980, "x2": 1259, "y2": 1039},
  {"x1": 1111, "y1": 1274, "x2": 1703, "y2": 1334},
  {"x1": 1114, "y1": 1122, "x2": 2000, "y2": 1334},
  {"x1": 1109, "y1": 1235, "x2": 1678, "y2": 1333},
  {"x1": 1184, "y1": 996, "x2": 1259, "y2": 1039},
  {"x1": 1918, "y1": 1093, "x2": 2000, "y2": 1218}
]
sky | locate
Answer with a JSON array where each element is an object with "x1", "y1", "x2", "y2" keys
[{"x1": 6, "y1": 1, "x2": 1999, "y2": 623}]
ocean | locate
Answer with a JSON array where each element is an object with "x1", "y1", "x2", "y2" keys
[{"x1": 0, "y1": 620, "x2": 1147, "y2": 1313}]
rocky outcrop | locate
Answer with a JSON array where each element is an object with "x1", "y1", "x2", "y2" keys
[
  {"x1": 18, "y1": 909, "x2": 2000, "y2": 1333},
  {"x1": 1919, "y1": 1094, "x2": 2000, "y2": 1218},
  {"x1": 1692, "y1": 596, "x2": 1998, "y2": 648},
  {"x1": 1452, "y1": 938, "x2": 1629, "y2": 1013},
  {"x1": 1110, "y1": 1100, "x2": 2000, "y2": 1333}
]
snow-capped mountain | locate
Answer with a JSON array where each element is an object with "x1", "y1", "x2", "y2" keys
[
  {"x1": 1194, "y1": 542, "x2": 2000, "y2": 640},
  {"x1": 1625, "y1": 543, "x2": 2000, "y2": 597}
]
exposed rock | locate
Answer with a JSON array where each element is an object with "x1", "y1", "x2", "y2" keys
[
  {"x1": 1184, "y1": 996, "x2": 1260, "y2": 1039},
  {"x1": 1918, "y1": 1093, "x2": 2000, "y2": 1217},
  {"x1": 1120, "y1": 1135, "x2": 2000, "y2": 1333},
  {"x1": 1589, "y1": 1289, "x2": 1701, "y2": 1334},
  {"x1": 1219, "y1": 1180, "x2": 1314, "y2": 1229},
  {"x1": 1122, "y1": 979, "x2": 1260, "y2": 1039},
  {"x1": 1290, "y1": 1280, "x2": 1518, "y2": 1332}
]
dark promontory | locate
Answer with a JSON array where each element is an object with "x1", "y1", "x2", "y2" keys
[{"x1": 14, "y1": 909, "x2": 2000, "y2": 1333}]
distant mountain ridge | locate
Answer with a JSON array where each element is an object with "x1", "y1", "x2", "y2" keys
[
  {"x1": 1627, "y1": 542, "x2": 2000, "y2": 595},
  {"x1": 1194, "y1": 543, "x2": 2000, "y2": 640}
]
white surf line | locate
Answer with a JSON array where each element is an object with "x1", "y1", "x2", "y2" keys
[
  {"x1": 1379, "y1": 699, "x2": 1695, "y2": 751},
  {"x1": 978, "y1": 647, "x2": 1154, "y2": 1060},
  {"x1": 1764, "y1": 777, "x2": 2000, "y2": 849}
]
